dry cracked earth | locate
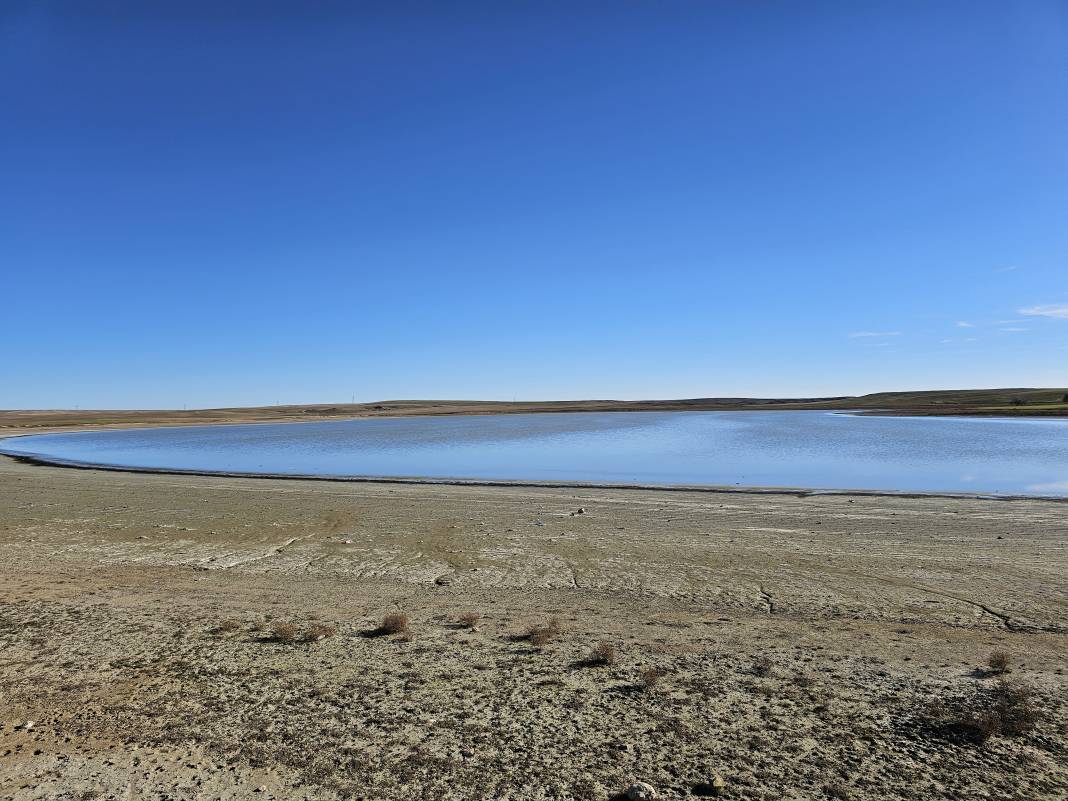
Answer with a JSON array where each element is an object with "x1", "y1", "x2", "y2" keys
[{"x1": 0, "y1": 456, "x2": 1065, "y2": 800}]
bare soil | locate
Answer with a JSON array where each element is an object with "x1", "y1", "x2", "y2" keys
[{"x1": 0, "y1": 456, "x2": 1065, "y2": 800}]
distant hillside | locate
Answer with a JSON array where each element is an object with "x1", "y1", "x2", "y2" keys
[{"x1": 2, "y1": 388, "x2": 1066, "y2": 431}]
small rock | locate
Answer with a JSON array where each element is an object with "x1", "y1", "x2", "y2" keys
[
  {"x1": 626, "y1": 782, "x2": 657, "y2": 800},
  {"x1": 694, "y1": 773, "x2": 727, "y2": 796},
  {"x1": 255, "y1": 786, "x2": 267, "y2": 793},
  {"x1": 17, "y1": 721, "x2": 34, "y2": 731},
  {"x1": 435, "y1": 576, "x2": 452, "y2": 586}
]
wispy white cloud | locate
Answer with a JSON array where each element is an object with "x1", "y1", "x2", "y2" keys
[
  {"x1": 955, "y1": 321, "x2": 974, "y2": 328},
  {"x1": 848, "y1": 331, "x2": 901, "y2": 338},
  {"x1": 996, "y1": 265, "x2": 1020, "y2": 273},
  {"x1": 1000, "y1": 327, "x2": 1027, "y2": 332},
  {"x1": 1020, "y1": 304, "x2": 1068, "y2": 319}
]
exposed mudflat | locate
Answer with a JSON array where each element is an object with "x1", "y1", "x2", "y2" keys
[{"x1": 0, "y1": 456, "x2": 1065, "y2": 800}]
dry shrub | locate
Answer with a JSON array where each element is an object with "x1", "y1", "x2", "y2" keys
[
  {"x1": 638, "y1": 667, "x2": 668, "y2": 689},
  {"x1": 214, "y1": 619, "x2": 242, "y2": 634},
  {"x1": 751, "y1": 656, "x2": 774, "y2": 677},
  {"x1": 586, "y1": 641, "x2": 616, "y2": 666},
  {"x1": 458, "y1": 612, "x2": 481, "y2": 629},
  {"x1": 526, "y1": 618, "x2": 562, "y2": 647},
  {"x1": 304, "y1": 622, "x2": 336, "y2": 642},
  {"x1": 987, "y1": 650, "x2": 1011, "y2": 675},
  {"x1": 380, "y1": 612, "x2": 409, "y2": 635},
  {"x1": 930, "y1": 679, "x2": 1039, "y2": 744},
  {"x1": 269, "y1": 621, "x2": 300, "y2": 643}
]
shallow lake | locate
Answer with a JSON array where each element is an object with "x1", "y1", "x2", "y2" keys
[{"x1": 3, "y1": 411, "x2": 1068, "y2": 496}]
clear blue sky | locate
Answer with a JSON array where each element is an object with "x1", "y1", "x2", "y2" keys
[{"x1": 3, "y1": 2, "x2": 1066, "y2": 408}]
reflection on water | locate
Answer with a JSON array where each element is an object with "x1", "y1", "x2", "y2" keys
[{"x1": 3, "y1": 411, "x2": 1067, "y2": 495}]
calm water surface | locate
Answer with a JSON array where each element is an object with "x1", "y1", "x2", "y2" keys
[{"x1": 4, "y1": 411, "x2": 1068, "y2": 495}]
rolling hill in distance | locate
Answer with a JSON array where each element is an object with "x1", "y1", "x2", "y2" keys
[{"x1": 3, "y1": 388, "x2": 1067, "y2": 432}]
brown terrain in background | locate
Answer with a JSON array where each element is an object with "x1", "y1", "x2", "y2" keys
[{"x1": 2, "y1": 387, "x2": 1067, "y2": 433}]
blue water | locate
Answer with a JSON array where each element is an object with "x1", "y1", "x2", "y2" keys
[{"x1": 3, "y1": 411, "x2": 1068, "y2": 495}]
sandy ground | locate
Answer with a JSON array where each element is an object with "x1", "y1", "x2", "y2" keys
[{"x1": 0, "y1": 455, "x2": 1065, "y2": 800}]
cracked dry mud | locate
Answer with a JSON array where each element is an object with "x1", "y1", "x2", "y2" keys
[{"x1": 0, "y1": 456, "x2": 1065, "y2": 800}]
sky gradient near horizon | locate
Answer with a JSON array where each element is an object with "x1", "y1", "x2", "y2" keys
[{"x1": 3, "y1": 1, "x2": 1067, "y2": 409}]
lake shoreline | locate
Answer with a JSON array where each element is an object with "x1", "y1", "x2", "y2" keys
[{"x1": 4, "y1": 447, "x2": 1068, "y2": 504}]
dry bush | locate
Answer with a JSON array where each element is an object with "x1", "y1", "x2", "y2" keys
[
  {"x1": 458, "y1": 612, "x2": 481, "y2": 629},
  {"x1": 930, "y1": 679, "x2": 1039, "y2": 744},
  {"x1": 987, "y1": 650, "x2": 1011, "y2": 675},
  {"x1": 304, "y1": 622, "x2": 336, "y2": 642},
  {"x1": 752, "y1": 656, "x2": 774, "y2": 677},
  {"x1": 526, "y1": 617, "x2": 563, "y2": 647},
  {"x1": 379, "y1": 612, "x2": 409, "y2": 635},
  {"x1": 269, "y1": 621, "x2": 300, "y2": 643},
  {"x1": 989, "y1": 681, "x2": 1040, "y2": 735},
  {"x1": 586, "y1": 641, "x2": 616, "y2": 666},
  {"x1": 214, "y1": 619, "x2": 242, "y2": 634},
  {"x1": 638, "y1": 667, "x2": 669, "y2": 689}
]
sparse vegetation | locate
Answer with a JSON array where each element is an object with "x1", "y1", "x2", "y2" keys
[
  {"x1": 379, "y1": 612, "x2": 409, "y2": 635},
  {"x1": 638, "y1": 666, "x2": 668, "y2": 689},
  {"x1": 304, "y1": 622, "x2": 336, "y2": 641},
  {"x1": 525, "y1": 618, "x2": 562, "y2": 647},
  {"x1": 269, "y1": 620, "x2": 300, "y2": 643},
  {"x1": 585, "y1": 641, "x2": 616, "y2": 666},
  {"x1": 987, "y1": 649, "x2": 1011, "y2": 675},
  {"x1": 458, "y1": 612, "x2": 481, "y2": 629},
  {"x1": 213, "y1": 619, "x2": 242, "y2": 634},
  {"x1": 751, "y1": 655, "x2": 774, "y2": 677},
  {"x1": 928, "y1": 679, "x2": 1040, "y2": 744}
]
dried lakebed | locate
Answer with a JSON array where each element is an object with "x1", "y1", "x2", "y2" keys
[{"x1": 0, "y1": 455, "x2": 1065, "y2": 800}]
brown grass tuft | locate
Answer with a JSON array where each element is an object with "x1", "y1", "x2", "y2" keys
[
  {"x1": 214, "y1": 619, "x2": 242, "y2": 634},
  {"x1": 303, "y1": 622, "x2": 336, "y2": 642},
  {"x1": 525, "y1": 618, "x2": 562, "y2": 647},
  {"x1": 586, "y1": 641, "x2": 616, "y2": 666},
  {"x1": 379, "y1": 612, "x2": 409, "y2": 635},
  {"x1": 458, "y1": 612, "x2": 481, "y2": 629},
  {"x1": 269, "y1": 621, "x2": 300, "y2": 643},
  {"x1": 987, "y1": 650, "x2": 1011, "y2": 675},
  {"x1": 638, "y1": 666, "x2": 668, "y2": 689}
]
